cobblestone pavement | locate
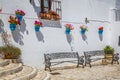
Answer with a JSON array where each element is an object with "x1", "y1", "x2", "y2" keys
[{"x1": 49, "y1": 62, "x2": 120, "y2": 80}]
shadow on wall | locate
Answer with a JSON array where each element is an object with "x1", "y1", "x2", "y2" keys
[
  {"x1": 0, "y1": 19, "x2": 5, "y2": 33},
  {"x1": 99, "y1": 34, "x2": 103, "y2": 41},
  {"x1": 19, "y1": 19, "x2": 29, "y2": 35},
  {"x1": 81, "y1": 34, "x2": 88, "y2": 44},
  {"x1": 66, "y1": 34, "x2": 73, "y2": 51},
  {"x1": 11, "y1": 28, "x2": 24, "y2": 45},
  {"x1": 35, "y1": 31, "x2": 44, "y2": 42},
  {"x1": 30, "y1": 0, "x2": 40, "y2": 16}
]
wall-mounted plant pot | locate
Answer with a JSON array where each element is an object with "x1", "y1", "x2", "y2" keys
[
  {"x1": 16, "y1": 14, "x2": 23, "y2": 21},
  {"x1": 81, "y1": 30, "x2": 86, "y2": 34},
  {"x1": 35, "y1": 26, "x2": 40, "y2": 32},
  {"x1": 65, "y1": 28, "x2": 70, "y2": 34},
  {"x1": 10, "y1": 24, "x2": 16, "y2": 31},
  {"x1": 98, "y1": 30, "x2": 103, "y2": 34}
]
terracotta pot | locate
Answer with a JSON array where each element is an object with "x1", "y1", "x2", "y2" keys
[{"x1": 4, "y1": 54, "x2": 12, "y2": 59}]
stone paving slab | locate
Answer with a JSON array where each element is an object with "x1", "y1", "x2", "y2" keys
[{"x1": 49, "y1": 62, "x2": 120, "y2": 80}]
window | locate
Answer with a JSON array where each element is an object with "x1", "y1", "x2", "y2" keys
[
  {"x1": 40, "y1": 0, "x2": 61, "y2": 20},
  {"x1": 41, "y1": 0, "x2": 51, "y2": 13}
]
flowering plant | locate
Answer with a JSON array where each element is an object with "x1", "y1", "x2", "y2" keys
[
  {"x1": 8, "y1": 16, "x2": 20, "y2": 25},
  {"x1": 80, "y1": 25, "x2": 88, "y2": 31},
  {"x1": 15, "y1": 10, "x2": 25, "y2": 16},
  {"x1": 64, "y1": 24, "x2": 74, "y2": 30},
  {"x1": 34, "y1": 21, "x2": 42, "y2": 27},
  {"x1": 98, "y1": 26, "x2": 103, "y2": 30},
  {"x1": 49, "y1": 10, "x2": 58, "y2": 15}
]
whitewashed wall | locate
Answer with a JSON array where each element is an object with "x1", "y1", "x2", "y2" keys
[
  {"x1": 0, "y1": 0, "x2": 116, "y2": 68},
  {"x1": 109, "y1": 22, "x2": 120, "y2": 54}
]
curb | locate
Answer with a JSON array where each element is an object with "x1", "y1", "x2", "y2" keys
[
  {"x1": 13, "y1": 67, "x2": 37, "y2": 80},
  {"x1": 0, "y1": 63, "x2": 23, "y2": 77},
  {"x1": 0, "y1": 60, "x2": 9, "y2": 67}
]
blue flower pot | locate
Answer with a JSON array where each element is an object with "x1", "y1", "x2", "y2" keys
[
  {"x1": 16, "y1": 14, "x2": 23, "y2": 21},
  {"x1": 81, "y1": 30, "x2": 86, "y2": 34},
  {"x1": 10, "y1": 24, "x2": 16, "y2": 31},
  {"x1": 65, "y1": 28, "x2": 70, "y2": 34},
  {"x1": 35, "y1": 26, "x2": 40, "y2": 32},
  {"x1": 98, "y1": 30, "x2": 103, "y2": 34}
]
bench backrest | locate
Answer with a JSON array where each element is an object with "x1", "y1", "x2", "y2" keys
[
  {"x1": 44, "y1": 52, "x2": 79, "y2": 60},
  {"x1": 84, "y1": 50, "x2": 104, "y2": 58}
]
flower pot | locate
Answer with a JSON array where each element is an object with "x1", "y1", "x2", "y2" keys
[
  {"x1": 105, "y1": 54, "x2": 113, "y2": 58},
  {"x1": 81, "y1": 30, "x2": 86, "y2": 34},
  {"x1": 10, "y1": 24, "x2": 16, "y2": 31},
  {"x1": 16, "y1": 14, "x2": 23, "y2": 21},
  {"x1": 104, "y1": 54, "x2": 113, "y2": 63},
  {"x1": 35, "y1": 26, "x2": 40, "y2": 32},
  {"x1": 98, "y1": 30, "x2": 103, "y2": 34},
  {"x1": 65, "y1": 28, "x2": 70, "y2": 34}
]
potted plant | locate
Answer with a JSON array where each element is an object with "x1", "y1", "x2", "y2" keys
[
  {"x1": 8, "y1": 16, "x2": 20, "y2": 31},
  {"x1": 34, "y1": 20, "x2": 42, "y2": 32},
  {"x1": 0, "y1": 45, "x2": 21, "y2": 63},
  {"x1": 15, "y1": 9, "x2": 25, "y2": 21},
  {"x1": 64, "y1": 24, "x2": 74, "y2": 34},
  {"x1": 98, "y1": 26, "x2": 103, "y2": 34},
  {"x1": 80, "y1": 25, "x2": 88, "y2": 34},
  {"x1": 104, "y1": 45, "x2": 114, "y2": 58}
]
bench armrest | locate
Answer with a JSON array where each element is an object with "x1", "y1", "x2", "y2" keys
[
  {"x1": 85, "y1": 55, "x2": 92, "y2": 63},
  {"x1": 78, "y1": 56, "x2": 84, "y2": 64},
  {"x1": 113, "y1": 53, "x2": 119, "y2": 61}
]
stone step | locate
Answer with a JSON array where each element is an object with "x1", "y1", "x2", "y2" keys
[
  {"x1": 31, "y1": 69, "x2": 47, "y2": 80},
  {"x1": 0, "y1": 59, "x2": 9, "y2": 67},
  {"x1": 0, "y1": 63, "x2": 23, "y2": 77},
  {"x1": 0, "y1": 65, "x2": 37, "y2": 80}
]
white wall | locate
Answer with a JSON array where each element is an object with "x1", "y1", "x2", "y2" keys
[
  {"x1": 0, "y1": 0, "x2": 116, "y2": 68},
  {"x1": 109, "y1": 22, "x2": 120, "y2": 54}
]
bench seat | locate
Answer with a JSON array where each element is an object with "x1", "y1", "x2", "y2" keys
[{"x1": 44, "y1": 52, "x2": 84, "y2": 72}]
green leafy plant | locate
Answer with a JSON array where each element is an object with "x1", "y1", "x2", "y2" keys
[
  {"x1": 104, "y1": 45, "x2": 114, "y2": 54},
  {"x1": 0, "y1": 45, "x2": 21, "y2": 59}
]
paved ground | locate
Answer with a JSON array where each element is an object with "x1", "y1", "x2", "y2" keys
[{"x1": 49, "y1": 61, "x2": 120, "y2": 80}]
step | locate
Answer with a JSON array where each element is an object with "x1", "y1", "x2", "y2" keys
[
  {"x1": 12, "y1": 66, "x2": 37, "y2": 80},
  {"x1": 31, "y1": 69, "x2": 47, "y2": 80},
  {"x1": 0, "y1": 63, "x2": 23, "y2": 77},
  {"x1": 0, "y1": 59, "x2": 9, "y2": 67},
  {"x1": 31, "y1": 69, "x2": 51, "y2": 80},
  {"x1": 0, "y1": 65, "x2": 37, "y2": 80}
]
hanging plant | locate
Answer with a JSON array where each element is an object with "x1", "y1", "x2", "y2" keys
[
  {"x1": 34, "y1": 20, "x2": 42, "y2": 32},
  {"x1": 98, "y1": 26, "x2": 103, "y2": 34},
  {"x1": 80, "y1": 25, "x2": 88, "y2": 34},
  {"x1": 15, "y1": 10, "x2": 25, "y2": 21},
  {"x1": 8, "y1": 16, "x2": 20, "y2": 31},
  {"x1": 64, "y1": 24, "x2": 74, "y2": 34}
]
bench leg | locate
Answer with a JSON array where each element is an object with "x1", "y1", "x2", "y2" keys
[
  {"x1": 77, "y1": 63, "x2": 79, "y2": 68},
  {"x1": 85, "y1": 62, "x2": 86, "y2": 66},
  {"x1": 45, "y1": 64, "x2": 51, "y2": 71},
  {"x1": 49, "y1": 67, "x2": 52, "y2": 72},
  {"x1": 117, "y1": 60, "x2": 119, "y2": 64},
  {"x1": 45, "y1": 66, "x2": 47, "y2": 71},
  {"x1": 82, "y1": 64, "x2": 84, "y2": 68},
  {"x1": 111, "y1": 60, "x2": 119, "y2": 64},
  {"x1": 89, "y1": 63, "x2": 91, "y2": 68}
]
